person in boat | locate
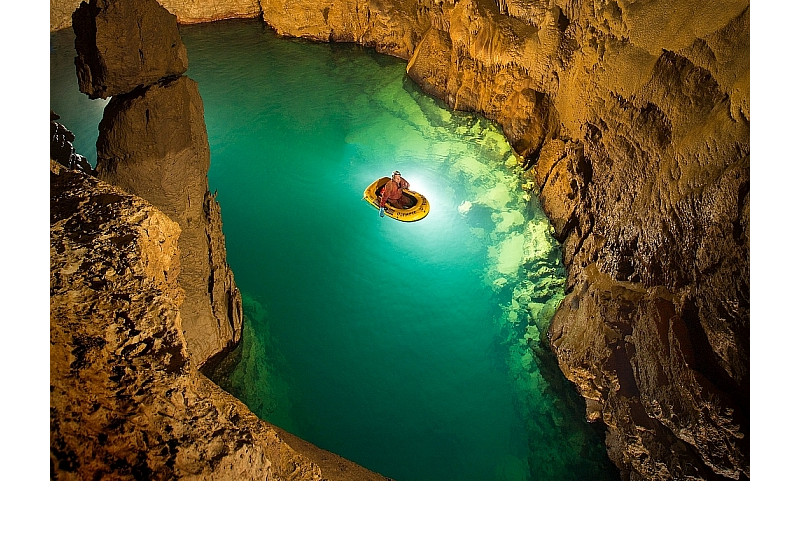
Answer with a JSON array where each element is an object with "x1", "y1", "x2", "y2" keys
[{"x1": 379, "y1": 170, "x2": 413, "y2": 209}]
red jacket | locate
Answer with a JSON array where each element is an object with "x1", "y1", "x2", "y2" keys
[{"x1": 380, "y1": 176, "x2": 409, "y2": 207}]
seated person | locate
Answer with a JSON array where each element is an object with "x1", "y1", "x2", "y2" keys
[{"x1": 380, "y1": 170, "x2": 413, "y2": 209}]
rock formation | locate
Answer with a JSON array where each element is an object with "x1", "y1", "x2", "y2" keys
[
  {"x1": 50, "y1": 157, "x2": 384, "y2": 480},
  {"x1": 50, "y1": 160, "x2": 313, "y2": 480},
  {"x1": 72, "y1": 0, "x2": 189, "y2": 99},
  {"x1": 74, "y1": 0, "x2": 243, "y2": 370},
  {"x1": 51, "y1": 0, "x2": 750, "y2": 480},
  {"x1": 257, "y1": 0, "x2": 751, "y2": 480},
  {"x1": 52, "y1": 0, "x2": 262, "y2": 30},
  {"x1": 51, "y1": 111, "x2": 92, "y2": 173},
  {"x1": 51, "y1": 0, "x2": 386, "y2": 480}
]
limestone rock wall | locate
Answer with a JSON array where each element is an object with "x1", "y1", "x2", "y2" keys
[
  {"x1": 51, "y1": 0, "x2": 750, "y2": 480},
  {"x1": 74, "y1": 0, "x2": 243, "y2": 370},
  {"x1": 255, "y1": 0, "x2": 751, "y2": 480},
  {"x1": 94, "y1": 75, "x2": 244, "y2": 369},
  {"x1": 527, "y1": 4, "x2": 750, "y2": 480},
  {"x1": 51, "y1": 0, "x2": 81, "y2": 31},
  {"x1": 50, "y1": 161, "x2": 384, "y2": 480},
  {"x1": 157, "y1": 0, "x2": 262, "y2": 23},
  {"x1": 51, "y1": 0, "x2": 262, "y2": 30}
]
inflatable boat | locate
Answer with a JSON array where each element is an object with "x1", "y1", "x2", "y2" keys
[{"x1": 363, "y1": 177, "x2": 430, "y2": 222}]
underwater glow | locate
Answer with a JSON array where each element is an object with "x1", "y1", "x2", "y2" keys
[{"x1": 50, "y1": 20, "x2": 616, "y2": 480}]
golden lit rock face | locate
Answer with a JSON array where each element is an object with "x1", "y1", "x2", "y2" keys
[
  {"x1": 157, "y1": 0, "x2": 262, "y2": 23},
  {"x1": 73, "y1": 0, "x2": 189, "y2": 99},
  {"x1": 51, "y1": 0, "x2": 262, "y2": 30},
  {"x1": 260, "y1": 0, "x2": 432, "y2": 57},
  {"x1": 49, "y1": 163, "x2": 323, "y2": 480},
  {"x1": 50, "y1": 0, "x2": 749, "y2": 479},
  {"x1": 259, "y1": 0, "x2": 750, "y2": 479}
]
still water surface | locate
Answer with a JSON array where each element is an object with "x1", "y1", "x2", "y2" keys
[{"x1": 50, "y1": 20, "x2": 615, "y2": 480}]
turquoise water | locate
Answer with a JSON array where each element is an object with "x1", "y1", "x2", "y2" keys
[
  {"x1": 50, "y1": 31, "x2": 108, "y2": 166},
  {"x1": 50, "y1": 20, "x2": 616, "y2": 480}
]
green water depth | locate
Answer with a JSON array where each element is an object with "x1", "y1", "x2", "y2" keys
[{"x1": 51, "y1": 20, "x2": 615, "y2": 480}]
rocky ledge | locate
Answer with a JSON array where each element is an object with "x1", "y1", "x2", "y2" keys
[
  {"x1": 50, "y1": 159, "x2": 386, "y2": 480},
  {"x1": 253, "y1": 0, "x2": 750, "y2": 480},
  {"x1": 50, "y1": 0, "x2": 387, "y2": 481},
  {"x1": 50, "y1": 0, "x2": 749, "y2": 480},
  {"x1": 50, "y1": 160, "x2": 310, "y2": 479}
]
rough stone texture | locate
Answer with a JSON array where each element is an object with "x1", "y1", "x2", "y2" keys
[
  {"x1": 73, "y1": 0, "x2": 243, "y2": 370},
  {"x1": 52, "y1": 0, "x2": 83, "y2": 34},
  {"x1": 157, "y1": 0, "x2": 262, "y2": 23},
  {"x1": 52, "y1": 0, "x2": 262, "y2": 30},
  {"x1": 256, "y1": 0, "x2": 751, "y2": 480},
  {"x1": 51, "y1": 111, "x2": 93, "y2": 174},
  {"x1": 531, "y1": 7, "x2": 750, "y2": 480},
  {"x1": 95, "y1": 75, "x2": 243, "y2": 371},
  {"x1": 73, "y1": 0, "x2": 189, "y2": 98},
  {"x1": 548, "y1": 266, "x2": 746, "y2": 480},
  {"x1": 51, "y1": 0, "x2": 750, "y2": 480},
  {"x1": 51, "y1": 161, "x2": 385, "y2": 480},
  {"x1": 260, "y1": 0, "x2": 430, "y2": 58}
]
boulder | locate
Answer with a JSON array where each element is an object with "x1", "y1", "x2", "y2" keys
[
  {"x1": 73, "y1": 0, "x2": 188, "y2": 98},
  {"x1": 50, "y1": 163, "x2": 319, "y2": 480},
  {"x1": 96, "y1": 76, "x2": 243, "y2": 370}
]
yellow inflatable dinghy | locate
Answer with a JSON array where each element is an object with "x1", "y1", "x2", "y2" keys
[{"x1": 363, "y1": 177, "x2": 430, "y2": 222}]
